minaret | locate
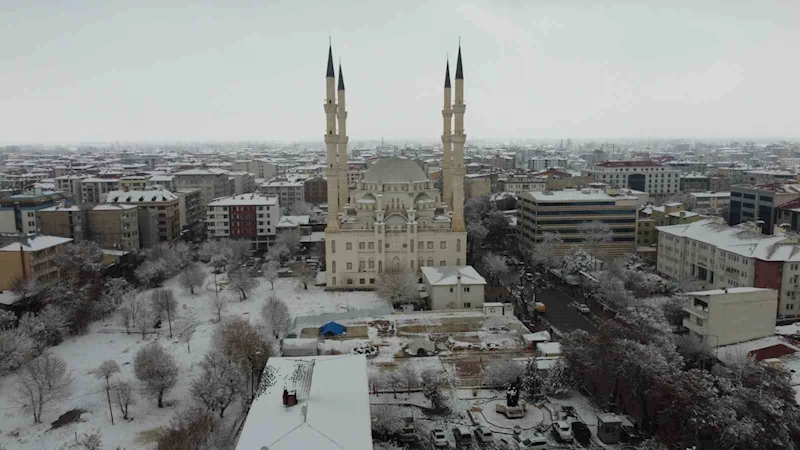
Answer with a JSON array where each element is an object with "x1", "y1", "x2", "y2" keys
[
  {"x1": 324, "y1": 44, "x2": 340, "y2": 232},
  {"x1": 450, "y1": 45, "x2": 466, "y2": 232},
  {"x1": 337, "y1": 62, "x2": 349, "y2": 211},
  {"x1": 442, "y1": 60, "x2": 453, "y2": 208}
]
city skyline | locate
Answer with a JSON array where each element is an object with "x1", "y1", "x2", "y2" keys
[{"x1": 2, "y1": 1, "x2": 800, "y2": 144}]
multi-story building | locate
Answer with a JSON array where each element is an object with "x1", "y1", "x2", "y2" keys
[
  {"x1": 148, "y1": 174, "x2": 175, "y2": 191},
  {"x1": 81, "y1": 177, "x2": 120, "y2": 204},
  {"x1": 485, "y1": 153, "x2": 516, "y2": 170},
  {"x1": 36, "y1": 205, "x2": 88, "y2": 241},
  {"x1": 679, "y1": 174, "x2": 710, "y2": 193},
  {"x1": 637, "y1": 208, "x2": 657, "y2": 247},
  {"x1": 88, "y1": 204, "x2": 140, "y2": 250},
  {"x1": 464, "y1": 173, "x2": 494, "y2": 200},
  {"x1": 173, "y1": 167, "x2": 234, "y2": 208},
  {"x1": 119, "y1": 175, "x2": 151, "y2": 192},
  {"x1": 206, "y1": 194, "x2": 279, "y2": 250},
  {"x1": 582, "y1": 160, "x2": 681, "y2": 195},
  {"x1": 498, "y1": 174, "x2": 546, "y2": 195},
  {"x1": 175, "y1": 188, "x2": 203, "y2": 231},
  {"x1": 228, "y1": 171, "x2": 256, "y2": 195},
  {"x1": 690, "y1": 192, "x2": 730, "y2": 211},
  {"x1": 744, "y1": 169, "x2": 797, "y2": 186},
  {"x1": 729, "y1": 184, "x2": 800, "y2": 234},
  {"x1": 54, "y1": 175, "x2": 84, "y2": 202},
  {"x1": 104, "y1": 189, "x2": 180, "y2": 246},
  {"x1": 518, "y1": 188, "x2": 639, "y2": 257},
  {"x1": 0, "y1": 191, "x2": 66, "y2": 234},
  {"x1": 0, "y1": 235, "x2": 72, "y2": 290},
  {"x1": 303, "y1": 175, "x2": 328, "y2": 205},
  {"x1": 261, "y1": 179, "x2": 305, "y2": 210},
  {"x1": 528, "y1": 156, "x2": 567, "y2": 171},
  {"x1": 683, "y1": 287, "x2": 777, "y2": 347},
  {"x1": 421, "y1": 265, "x2": 487, "y2": 310},
  {"x1": 657, "y1": 218, "x2": 800, "y2": 317}
]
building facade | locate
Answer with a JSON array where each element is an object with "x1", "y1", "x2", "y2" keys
[
  {"x1": 88, "y1": 204, "x2": 140, "y2": 250},
  {"x1": 0, "y1": 236, "x2": 72, "y2": 290},
  {"x1": 528, "y1": 156, "x2": 567, "y2": 171},
  {"x1": 421, "y1": 265, "x2": 486, "y2": 310},
  {"x1": 81, "y1": 177, "x2": 120, "y2": 204},
  {"x1": 691, "y1": 191, "x2": 731, "y2": 211},
  {"x1": 582, "y1": 160, "x2": 681, "y2": 195},
  {"x1": 683, "y1": 287, "x2": 777, "y2": 347},
  {"x1": 304, "y1": 175, "x2": 328, "y2": 205},
  {"x1": 173, "y1": 167, "x2": 234, "y2": 208},
  {"x1": 262, "y1": 179, "x2": 305, "y2": 209},
  {"x1": 36, "y1": 205, "x2": 88, "y2": 241},
  {"x1": 206, "y1": 194, "x2": 279, "y2": 250},
  {"x1": 104, "y1": 189, "x2": 180, "y2": 245},
  {"x1": 729, "y1": 184, "x2": 800, "y2": 234}
]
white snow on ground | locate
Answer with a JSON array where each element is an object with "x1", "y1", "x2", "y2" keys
[{"x1": 0, "y1": 265, "x2": 389, "y2": 450}]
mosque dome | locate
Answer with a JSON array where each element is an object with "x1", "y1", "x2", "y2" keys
[{"x1": 362, "y1": 157, "x2": 428, "y2": 183}]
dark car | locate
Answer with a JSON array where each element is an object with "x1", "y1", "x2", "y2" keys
[{"x1": 571, "y1": 421, "x2": 591, "y2": 446}]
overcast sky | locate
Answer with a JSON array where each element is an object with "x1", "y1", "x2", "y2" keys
[{"x1": 2, "y1": 1, "x2": 799, "y2": 144}]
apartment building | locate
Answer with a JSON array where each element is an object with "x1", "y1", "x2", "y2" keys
[
  {"x1": 690, "y1": 192, "x2": 731, "y2": 211},
  {"x1": 119, "y1": 175, "x2": 151, "y2": 192},
  {"x1": 303, "y1": 176, "x2": 328, "y2": 205},
  {"x1": 679, "y1": 174, "x2": 711, "y2": 193},
  {"x1": 0, "y1": 235, "x2": 72, "y2": 290},
  {"x1": 528, "y1": 156, "x2": 567, "y2": 171},
  {"x1": 81, "y1": 177, "x2": 120, "y2": 203},
  {"x1": 104, "y1": 189, "x2": 180, "y2": 246},
  {"x1": 464, "y1": 173, "x2": 494, "y2": 200},
  {"x1": 261, "y1": 179, "x2": 304, "y2": 210},
  {"x1": 228, "y1": 171, "x2": 256, "y2": 195},
  {"x1": 36, "y1": 205, "x2": 88, "y2": 241},
  {"x1": 206, "y1": 194, "x2": 280, "y2": 250},
  {"x1": 657, "y1": 218, "x2": 800, "y2": 317},
  {"x1": 0, "y1": 191, "x2": 66, "y2": 234},
  {"x1": 518, "y1": 188, "x2": 639, "y2": 257},
  {"x1": 744, "y1": 169, "x2": 797, "y2": 186},
  {"x1": 683, "y1": 287, "x2": 777, "y2": 347},
  {"x1": 582, "y1": 160, "x2": 681, "y2": 195},
  {"x1": 55, "y1": 175, "x2": 84, "y2": 202},
  {"x1": 498, "y1": 175, "x2": 547, "y2": 195},
  {"x1": 231, "y1": 159, "x2": 277, "y2": 180},
  {"x1": 149, "y1": 174, "x2": 175, "y2": 191},
  {"x1": 173, "y1": 167, "x2": 234, "y2": 208},
  {"x1": 729, "y1": 184, "x2": 800, "y2": 234},
  {"x1": 175, "y1": 188, "x2": 203, "y2": 230},
  {"x1": 88, "y1": 204, "x2": 140, "y2": 250},
  {"x1": 484, "y1": 154, "x2": 516, "y2": 170}
]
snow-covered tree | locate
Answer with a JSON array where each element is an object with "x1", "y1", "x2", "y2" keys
[
  {"x1": 229, "y1": 270, "x2": 256, "y2": 300},
  {"x1": 420, "y1": 369, "x2": 447, "y2": 411},
  {"x1": 263, "y1": 260, "x2": 279, "y2": 289},
  {"x1": 191, "y1": 351, "x2": 240, "y2": 418},
  {"x1": 370, "y1": 404, "x2": 403, "y2": 439},
  {"x1": 119, "y1": 293, "x2": 144, "y2": 335},
  {"x1": 521, "y1": 358, "x2": 543, "y2": 398},
  {"x1": 561, "y1": 246, "x2": 594, "y2": 275},
  {"x1": 14, "y1": 351, "x2": 72, "y2": 424},
  {"x1": 482, "y1": 209, "x2": 512, "y2": 248},
  {"x1": 209, "y1": 255, "x2": 228, "y2": 274},
  {"x1": 659, "y1": 295, "x2": 687, "y2": 327},
  {"x1": 176, "y1": 313, "x2": 198, "y2": 353},
  {"x1": 400, "y1": 365, "x2": 419, "y2": 393},
  {"x1": 150, "y1": 288, "x2": 178, "y2": 338},
  {"x1": 292, "y1": 262, "x2": 315, "y2": 290},
  {"x1": 211, "y1": 318, "x2": 273, "y2": 404},
  {"x1": 577, "y1": 220, "x2": 613, "y2": 269},
  {"x1": 376, "y1": 267, "x2": 419, "y2": 307},
  {"x1": 0, "y1": 326, "x2": 36, "y2": 375},
  {"x1": 135, "y1": 259, "x2": 169, "y2": 288},
  {"x1": 265, "y1": 242, "x2": 291, "y2": 266},
  {"x1": 17, "y1": 308, "x2": 67, "y2": 353},
  {"x1": 55, "y1": 241, "x2": 105, "y2": 284},
  {"x1": 113, "y1": 380, "x2": 135, "y2": 420},
  {"x1": 179, "y1": 263, "x2": 205, "y2": 295},
  {"x1": 10, "y1": 278, "x2": 43, "y2": 306},
  {"x1": 228, "y1": 239, "x2": 252, "y2": 267},
  {"x1": 135, "y1": 307, "x2": 153, "y2": 339},
  {"x1": 595, "y1": 277, "x2": 633, "y2": 310},
  {"x1": 261, "y1": 295, "x2": 291, "y2": 340},
  {"x1": 134, "y1": 342, "x2": 178, "y2": 408},
  {"x1": 529, "y1": 232, "x2": 564, "y2": 270},
  {"x1": 485, "y1": 359, "x2": 524, "y2": 388},
  {"x1": 95, "y1": 360, "x2": 120, "y2": 425},
  {"x1": 542, "y1": 358, "x2": 570, "y2": 396},
  {"x1": 482, "y1": 252, "x2": 508, "y2": 282},
  {"x1": 466, "y1": 221, "x2": 489, "y2": 254},
  {"x1": 96, "y1": 278, "x2": 132, "y2": 320},
  {"x1": 276, "y1": 230, "x2": 302, "y2": 258}
]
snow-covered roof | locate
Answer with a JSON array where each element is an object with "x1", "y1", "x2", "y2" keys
[
  {"x1": 105, "y1": 189, "x2": 177, "y2": 203},
  {"x1": 690, "y1": 191, "x2": 731, "y2": 198},
  {"x1": 173, "y1": 167, "x2": 229, "y2": 176},
  {"x1": 686, "y1": 287, "x2": 773, "y2": 296},
  {"x1": 0, "y1": 235, "x2": 72, "y2": 252},
  {"x1": 530, "y1": 189, "x2": 638, "y2": 202},
  {"x1": 92, "y1": 204, "x2": 137, "y2": 211},
  {"x1": 38, "y1": 205, "x2": 82, "y2": 212},
  {"x1": 536, "y1": 342, "x2": 562, "y2": 355},
  {"x1": 208, "y1": 194, "x2": 278, "y2": 207},
  {"x1": 236, "y1": 355, "x2": 372, "y2": 450},
  {"x1": 82, "y1": 177, "x2": 120, "y2": 183},
  {"x1": 421, "y1": 265, "x2": 486, "y2": 286},
  {"x1": 277, "y1": 215, "x2": 311, "y2": 228},
  {"x1": 523, "y1": 331, "x2": 551, "y2": 343}
]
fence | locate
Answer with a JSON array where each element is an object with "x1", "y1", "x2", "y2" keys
[{"x1": 290, "y1": 306, "x2": 395, "y2": 332}]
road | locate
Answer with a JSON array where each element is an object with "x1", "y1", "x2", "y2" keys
[{"x1": 534, "y1": 287, "x2": 598, "y2": 334}]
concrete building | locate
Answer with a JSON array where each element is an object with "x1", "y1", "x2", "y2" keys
[
  {"x1": 680, "y1": 174, "x2": 711, "y2": 193},
  {"x1": 88, "y1": 204, "x2": 140, "y2": 250},
  {"x1": 175, "y1": 188, "x2": 203, "y2": 230},
  {"x1": 528, "y1": 156, "x2": 567, "y2": 171},
  {"x1": 232, "y1": 159, "x2": 277, "y2": 180},
  {"x1": 691, "y1": 192, "x2": 731, "y2": 211},
  {"x1": 262, "y1": 179, "x2": 305, "y2": 209},
  {"x1": 0, "y1": 191, "x2": 66, "y2": 234},
  {"x1": 744, "y1": 169, "x2": 797, "y2": 186},
  {"x1": 104, "y1": 189, "x2": 180, "y2": 246},
  {"x1": 55, "y1": 175, "x2": 84, "y2": 202},
  {"x1": 657, "y1": 219, "x2": 800, "y2": 317},
  {"x1": 36, "y1": 205, "x2": 88, "y2": 241},
  {"x1": 421, "y1": 265, "x2": 486, "y2": 310},
  {"x1": 643, "y1": 202, "x2": 702, "y2": 227},
  {"x1": 683, "y1": 287, "x2": 777, "y2": 347},
  {"x1": 582, "y1": 160, "x2": 681, "y2": 195},
  {"x1": 518, "y1": 188, "x2": 638, "y2": 257},
  {"x1": 303, "y1": 175, "x2": 328, "y2": 205},
  {"x1": 499, "y1": 174, "x2": 546, "y2": 195},
  {"x1": 0, "y1": 235, "x2": 72, "y2": 290},
  {"x1": 464, "y1": 173, "x2": 493, "y2": 200},
  {"x1": 148, "y1": 174, "x2": 175, "y2": 191},
  {"x1": 119, "y1": 175, "x2": 151, "y2": 192},
  {"x1": 323, "y1": 46, "x2": 467, "y2": 289},
  {"x1": 81, "y1": 177, "x2": 120, "y2": 203},
  {"x1": 173, "y1": 167, "x2": 234, "y2": 208},
  {"x1": 228, "y1": 171, "x2": 256, "y2": 195},
  {"x1": 206, "y1": 194, "x2": 279, "y2": 250},
  {"x1": 729, "y1": 184, "x2": 800, "y2": 234}
]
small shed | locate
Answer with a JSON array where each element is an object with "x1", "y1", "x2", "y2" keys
[
  {"x1": 536, "y1": 342, "x2": 562, "y2": 357},
  {"x1": 281, "y1": 338, "x2": 319, "y2": 357},
  {"x1": 320, "y1": 321, "x2": 346, "y2": 337},
  {"x1": 406, "y1": 338, "x2": 437, "y2": 356},
  {"x1": 597, "y1": 413, "x2": 622, "y2": 444},
  {"x1": 522, "y1": 331, "x2": 551, "y2": 349}
]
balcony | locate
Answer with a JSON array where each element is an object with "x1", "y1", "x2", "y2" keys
[
  {"x1": 683, "y1": 317, "x2": 706, "y2": 335},
  {"x1": 683, "y1": 304, "x2": 709, "y2": 319}
]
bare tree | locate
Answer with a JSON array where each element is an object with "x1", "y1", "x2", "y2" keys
[
  {"x1": 175, "y1": 313, "x2": 199, "y2": 353},
  {"x1": 578, "y1": 220, "x2": 613, "y2": 270},
  {"x1": 210, "y1": 255, "x2": 228, "y2": 274},
  {"x1": 292, "y1": 262, "x2": 315, "y2": 290},
  {"x1": 10, "y1": 278, "x2": 43, "y2": 306},
  {"x1": 150, "y1": 289, "x2": 178, "y2": 338},
  {"x1": 485, "y1": 360, "x2": 524, "y2": 388},
  {"x1": 276, "y1": 230, "x2": 302, "y2": 258},
  {"x1": 229, "y1": 270, "x2": 256, "y2": 300},
  {"x1": 211, "y1": 295, "x2": 230, "y2": 323},
  {"x1": 136, "y1": 307, "x2": 153, "y2": 339},
  {"x1": 261, "y1": 294, "x2": 291, "y2": 340},
  {"x1": 212, "y1": 318, "x2": 273, "y2": 405},
  {"x1": 376, "y1": 267, "x2": 419, "y2": 307},
  {"x1": 400, "y1": 365, "x2": 419, "y2": 393},
  {"x1": 134, "y1": 342, "x2": 179, "y2": 408},
  {"x1": 95, "y1": 360, "x2": 120, "y2": 425},
  {"x1": 119, "y1": 292, "x2": 144, "y2": 335},
  {"x1": 180, "y1": 263, "x2": 205, "y2": 295},
  {"x1": 14, "y1": 352, "x2": 72, "y2": 424},
  {"x1": 135, "y1": 258, "x2": 170, "y2": 288},
  {"x1": 190, "y1": 351, "x2": 240, "y2": 418},
  {"x1": 155, "y1": 406, "x2": 220, "y2": 450},
  {"x1": 228, "y1": 239, "x2": 252, "y2": 267},
  {"x1": 113, "y1": 380, "x2": 135, "y2": 420},
  {"x1": 482, "y1": 252, "x2": 508, "y2": 282},
  {"x1": 529, "y1": 232, "x2": 564, "y2": 270},
  {"x1": 263, "y1": 260, "x2": 280, "y2": 289}
]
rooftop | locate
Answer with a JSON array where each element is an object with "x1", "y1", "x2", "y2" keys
[
  {"x1": 362, "y1": 157, "x2": 428, "y2": 183},
  {"x1": 529, "y1": 189, "x2": 639, "y2": 203},
  {"x1": 421, "y1": 265, "x2": 486, "y2": 286},
  {"x1": 208, "y1": 194, "x2": 278, "y2": 206},
  {"x1": 0, "y1": 235, "x2": 72, "y2": 252},
  {"x1": 105, "y1": 189, "x2": 178, "y2": 203},
  {"x1": 277, "y1": 215, "x2": 311, "y2": 228},
  {"x1": 686, "y1": 287, "x2": 773, "y2": 296},
  {"x1": 173, "y1": 167, "x2": 230, "y2": 176},
  {"x1": 92, "y1": 204, "x2": 138, "y2": 211},
  {"x1": 593, "y1": 160, "x2": 664, "y2": 168}
]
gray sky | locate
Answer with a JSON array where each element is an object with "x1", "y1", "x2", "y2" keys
[{"x1": 2, "y1": 1, "x2": 799, "y2": 144}]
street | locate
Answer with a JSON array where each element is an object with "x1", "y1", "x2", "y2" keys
[{"x1": 535, "y1": 287, "x2": 598, "y2": 334}]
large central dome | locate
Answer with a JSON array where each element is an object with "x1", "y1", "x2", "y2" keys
[{"x1": 362, "y1": 157, "x2": 428, "y2": 183}]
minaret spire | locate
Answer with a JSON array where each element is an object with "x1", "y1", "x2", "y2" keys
[
  {"x1": 337, "y1": 59, "x2": 349, "y2": 210},
  {"x1": 455, "y1": 45, "x2": 464, "y2": 80},
  {"x1": 324, "y1": 43, "x2": 340, "y2": 232},
  {"x1": 451, "y1": 44, "x2": 466, "y2": 233},
  {"x1": 442, "y1": 58, "x2": 453, "y2": 209},
  {"x1": 338, "y1": 60, "x2": 345, "y2": 91},
  {"x1": 444, "y1": 60, "x2": 451, "y2": 88},
  {"x1": 327, "y1": 44, "x2": 335, "y2": 78}
]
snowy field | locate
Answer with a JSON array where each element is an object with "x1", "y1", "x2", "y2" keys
[{"x1": 0, "y1": 265, "x2": 389, "y2": 450}]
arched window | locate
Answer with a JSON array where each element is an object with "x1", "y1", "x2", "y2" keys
[
  {"x1": 457, "y1": 239, "x2": 461, "y2": 252},
  {"x1": 410, "y1": 260, "x2": 414, "y2": 270},
  {"x1": 457, "y1": 258, "x2": 461, "y2": 265},
  {"x1": 427, "y1": 257, "x2": 433, "y2": 266},
  {"x1": 331, "y1": 240, "x2": 336, "y2": 254},
  {"x1": 331, "y1": 261, "x2": 336, "y2": 273},
  {"x1": 378, "y1": 261, "x2": 383, "y2": 273}
]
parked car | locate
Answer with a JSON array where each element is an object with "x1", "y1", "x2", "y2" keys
[
  {"x1": 551, "y1": 421, "x2": 574, "y2": 443},
  {"x1": 518, "y1": 433, "x2": 549, "y2": 450},
  {"x1": 398, "y1": 423, "x2": 417, "y2": 443},
  {"x1": 430, "y1": 429, "x2": 448, "y2": 448},
  {"x1": 576, "y1": 303, "x2": 590, "y2": 314},
  {"x1": 571, "y1": 421, "x2": 591, "y2": 446},
  {"x1": 496, "y1": 436, "x2": 520, "y2": 450},
  {"x1": 474, "y1": 427, "x2": 494, "y2": 444},
  {"x1": 452, "y1": 426, "x2": 473, "y2": 449}
]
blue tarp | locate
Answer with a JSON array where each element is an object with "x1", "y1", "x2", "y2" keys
[{"x1": 320, "y1": 321, "x2": 346, "y2": 336}]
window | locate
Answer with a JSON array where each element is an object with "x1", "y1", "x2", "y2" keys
[
  {"x1": 427, "y1": 258, "x2": 433, "y2": 266},
  {"x1": 457, "y1": 258, "x2": 461, "y2": 265},
  {"x1": 331, "y1": 261, "x2": 336, "y2": 273},
  {"x1": 418, "y1": 241, "x2": 424, "y2": 250},
  {"x1": 370, "y1": 278, "x2": 375, "y2": 284},
  {"x1": 427, "y1": 241, "x2": 433, "y2": 249},
  {"x1": 410, "y1": 260, "x2": 414, "y2": 270},
  {"x1": 347, "y1": 278, "x2": 353, "y2": 285},
  {"x1": 331, "y1": 240, "x2": 336, "y2": 253},
  {"x1": 347, "y1": 262, "x2": 353, "y2": 270},
  {"x1": 360, "y1": 279, "x2": 365, "y2": 285},
  {"x1": 332, "y1": 277, "x2": 336, "y2": 285},
  {"x1": 464, "y1": 302, "x2": 471, "y2": 308},
  {"x1": 378, "y1": 240, "x2": 382, "y2": 253},
  {"x1": 359, "y1": 242, "x2": 365, "y2": 250},
  {"x1": 346, "y1": 242, "x2": 352, "y2": 250},
  {"x1": 457, "y1": 239, "x2": 461, "y2": 252},
  {"x1": 410, "y1": 239, "x2": 414, "y2": 253},
  {"x1": 368, "y1": 242, "x2": 374, "y2": 250},
  {"x1": 440, "y1": 241, "x2": 446, "y2": 249},
  {"x1": 359, "y1": 260, "x2": 365, "y2": 270},
  {"x1": 369, "y1": 259, "x2": 374, "y2": 269},
  {"x1": 440, "y1": 261, "x2": 446, "y2": 266},
  {"x1": 450, "y1": 287, "x2": 454, "y2": 293},
  {"x1": 464, "y1": 287, "x2": 470, "y2": 292}
]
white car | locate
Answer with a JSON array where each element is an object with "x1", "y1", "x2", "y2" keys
[
  {"x1": 474, "y1": 426, "x2": 494, "y2": 444},
  {"x1": 576, "y1": 303, "x2": 590, "y2": 314},
  {"x1": 551, "y1": 421, "x2": 574, "y2": 443},
  {"x1": 430, "y1": 429, "x2": 448, "y2": 448}
]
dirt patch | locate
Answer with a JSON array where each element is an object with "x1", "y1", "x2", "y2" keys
[
  {"x1": 49, "y1": 408, "x2": 88, "y2": 430},
  {"x1": 455, "y1": 361, "x2": 483, "y2": 377},
  {"x1": 135, "y1": 427, "x2": 166, "y2": 445},
  {"x1": 300, "y1": 325, "x2": 369, "y2": 339},
  {"x1": 374, "y1": 361, "x2": 398, "y2": 370},
  {"x1": 397, "y1": 322, "x2": 481, "y2": 334},
  {"x1": 368, "y1": 319, "x2": 395, "y2": 337}
]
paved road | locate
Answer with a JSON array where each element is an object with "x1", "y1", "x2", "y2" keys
[{"x1": 535, "y1": 287, "x2": 598, "y2": 334}]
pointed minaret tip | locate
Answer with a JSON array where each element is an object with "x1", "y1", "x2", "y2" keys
[
  {"x1": 326, "y1": 44, "x2": 335, "y2": 78},
  {"x1": 338, "y1": 60, "x2": 345, "y2": 90},
  {"x1": 444, "y1": 60, "x2": 451, "y2": 88},
  {"x1": 455, "y1": 45, "x2": 463, "y2": 80}
]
